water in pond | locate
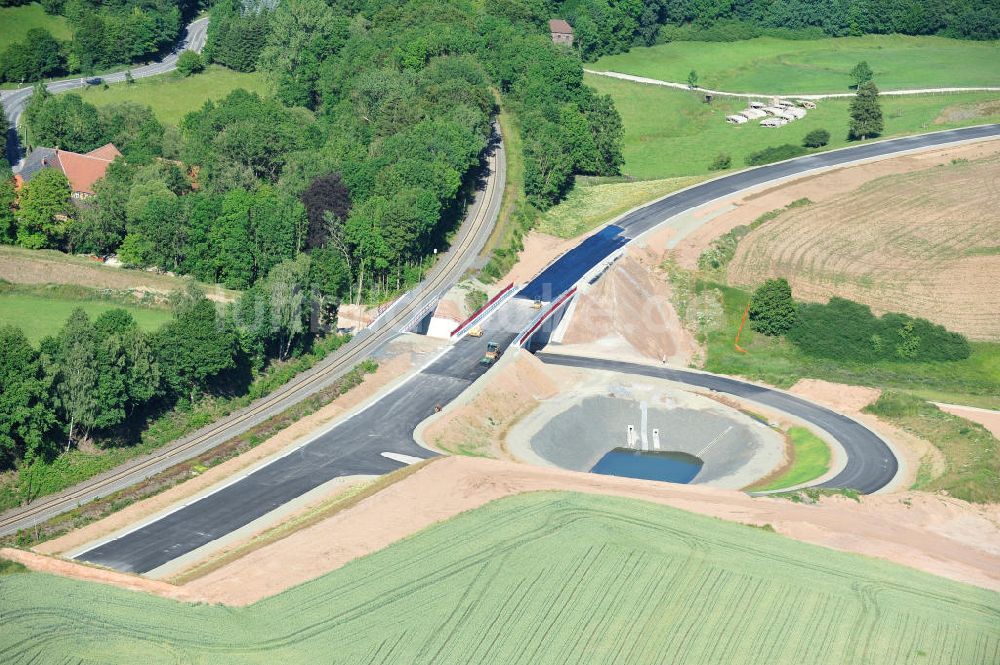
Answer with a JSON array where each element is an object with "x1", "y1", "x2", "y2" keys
[{"x1": 590, "y1": 448, "x2": 703, "y2": 484}]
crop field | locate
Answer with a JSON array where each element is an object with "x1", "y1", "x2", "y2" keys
[
  {"x1": 591, "y1": 35, "x2": 1000, "y2": 94},
  {"x1": 536, "y1": 174, "x2": 706, "y2": 238},
  {"x1": 586, "y1": 74, "x2": 1000, "y2": 180},
  {"x1": 2, "y1": 492, "x2": 999, "y2": 664},
  {"x1": 0, "y1": 292, "x2": 171, "y2": 343},
  {"x1": 752, "y1": 426, "x2": 831, "y2": 491},
  {"x1": 726, "y1": 151, "x2": 1000, "y2": 341},
  {"x1": 75, "y1": 66, "x2": 272, "y2": 126},
  {"x1": 0, "y1": 4, "x2": 72, "y2": 52}
]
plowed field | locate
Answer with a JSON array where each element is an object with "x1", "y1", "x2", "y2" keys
[
  {"x1": 2, "y1": 492, "x2": 998, "y2": 664},
  {"x1": 727, "y1": 153, "x2": 1000, "y2": 340}
]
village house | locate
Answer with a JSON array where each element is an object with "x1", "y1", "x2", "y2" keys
[
  {"x1": 14, "y1": 143, "x2": 121, "y2": 199},
  {"x1": 549, "y1": 19, "x2": 574, "y2": 46}
]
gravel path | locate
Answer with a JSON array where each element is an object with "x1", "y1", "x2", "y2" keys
[{"x1": 585, "y1": 69, "x2": 1000, "y2": 100}]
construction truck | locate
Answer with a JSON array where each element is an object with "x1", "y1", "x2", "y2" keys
[{"x1": 480, "y1": 341, "x2": 501, "y2": 366}]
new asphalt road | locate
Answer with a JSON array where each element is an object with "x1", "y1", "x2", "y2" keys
[
  {"x1": 2, "y1": 18, "x2": 209, "y2": 168},
  {"x1": 74, "y1": 125, "x2": 999, "y2": 573},
  {"x1": 535, "y1": 354, "x2": 896, "y2": 494}
]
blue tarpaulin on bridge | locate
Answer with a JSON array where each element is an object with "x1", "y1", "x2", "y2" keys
[{"x1": 518, "y1": 225, "x2": 629, "y2": 301}]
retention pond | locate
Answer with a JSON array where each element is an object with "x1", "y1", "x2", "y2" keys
[{"x1": 591, "y1": 449, "x2": 703, "y2": 483}]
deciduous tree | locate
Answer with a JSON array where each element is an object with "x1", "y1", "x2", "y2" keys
[
  {"x1": 748, "y1": 278, "x2": 797, "y2": 336},
  {"x1": 849, "y1": 60, "x2": 873, "y2": 88},
  {"x1": 154, "y1": 287, "x2": 237, "y2": 403},
  {"x1": 46, "y1": 309, "x2": 99, "y2": 450},
  {"x1": 0, "y1": 326, "x2": 56, "y2": 468},
  {"x1": 15, "y1": 168, "x2": 72, "y2": 249}
]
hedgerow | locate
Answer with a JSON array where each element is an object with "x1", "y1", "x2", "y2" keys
[{"x1": 788, "y1": 297, "x2": 971, "y2": 363}]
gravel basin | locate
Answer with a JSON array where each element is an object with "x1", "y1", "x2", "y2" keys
[{"x1": 528, "y1": 394, "x2": 783, "y2": 488}]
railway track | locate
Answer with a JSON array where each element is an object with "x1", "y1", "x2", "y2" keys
[{"x1": 0, "y1": 130, "x2": 505, "y2": 536}]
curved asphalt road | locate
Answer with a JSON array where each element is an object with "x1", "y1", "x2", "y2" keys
[
  {"x1": 70, "y1": 124, "x2": 1000, "y2": 574},
  {"x1": 535, "y1": 354, "x2": 895, "y2": 493},
  {"x1": 3, "y1": 18, "x2": 209, "y2": 169}
]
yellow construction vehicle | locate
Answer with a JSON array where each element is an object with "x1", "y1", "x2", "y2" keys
[{"x1": 480, "y1": 341, "x2": 501, "y2": 366}]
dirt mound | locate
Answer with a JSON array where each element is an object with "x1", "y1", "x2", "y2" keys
[
  {"x1": 419, "y1": 352, "x2": 559, "y2": 458},
  {"x1": 725, "y1": 149, "x2": 1000, "y2": 340},
  {"x1": 560, "y1": 253, "x2": 697, "y2": 364}
]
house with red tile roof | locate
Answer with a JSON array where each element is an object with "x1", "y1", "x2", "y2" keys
[{"x1": 14, "y1": 143, "x2": 122, "y2": 199}]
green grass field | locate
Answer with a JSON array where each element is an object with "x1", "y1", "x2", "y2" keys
[
  {"x1": 2, "y1": 491, "x2": 998, "y2": 663},
  {"x1": 753, "y1": 426, "x2": 831, "y2": 491},
  {"x1": 592, "y1": 35, "x2": 1000, "y2": 94},
  {"x1": 0, "y1": 293, "x2": 171, "y2": 344},
  {"x1": 0, "y1": 3, "x2": 72, "y2": 52},
  {"x1": 74, "y1": 65, "x2": 272, "y2": 125},
  {"x1": 586, "y1": 74, "x2": 1000, "y2": 179}
]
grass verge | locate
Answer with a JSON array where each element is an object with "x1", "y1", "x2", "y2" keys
[
  {"x1": 591, "y1": 34, "x2": 1000, "y2": 94},
  {"x1": 168, "y1": 458, "x2": 437, "y2": 585},
  {"x1": 864, "y1": 392, "x2": 999, "y2": 503},
  {"x1": 0, "y1": 555, "x2": 27, "y2": 576},
  {"x1": 74, "y1": 65, "x2": 272, "y2": 125},
  {"x1": 750, "y1": 426, "x2": 832, "y2": 491},
  {"x1": 535, "y1": 174, "x2": 707, "y2": 239},
  {"x1": 479, "y1": 100, "x2": 538, "y2": 282}
]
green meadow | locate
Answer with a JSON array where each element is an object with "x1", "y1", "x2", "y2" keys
[
  {"x1": 0, "y1": 292, "x2": 171, "y2": 344},
  {"x1": 586, "y1": 74, "x2": 1000, "y2": 179},
  {"x1": 75, "y1": 66, "x2": 273, "y2": 125},
  {"x1": 0, "y1": 3, "x2": 72, "y2": 52}
]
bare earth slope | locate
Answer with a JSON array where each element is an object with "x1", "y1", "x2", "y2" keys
[{"x1": 726, "y1": 150, "x2": 1000, "y2": 339}]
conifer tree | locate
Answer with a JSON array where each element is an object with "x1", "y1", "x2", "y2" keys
[{"x1": 849, "y1": 81, "x2": 883, "y2": 140}]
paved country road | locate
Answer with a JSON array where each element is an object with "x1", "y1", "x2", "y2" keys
[
  {"x1": 69, "y1": 125, "x2": 998, "y2": 574},
  {"x1": 3, "y1": 17, "x2": 209, "y2": 169},
  {"x1": 535, "y1": 354, "x2": 896, "y2": 494}
]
